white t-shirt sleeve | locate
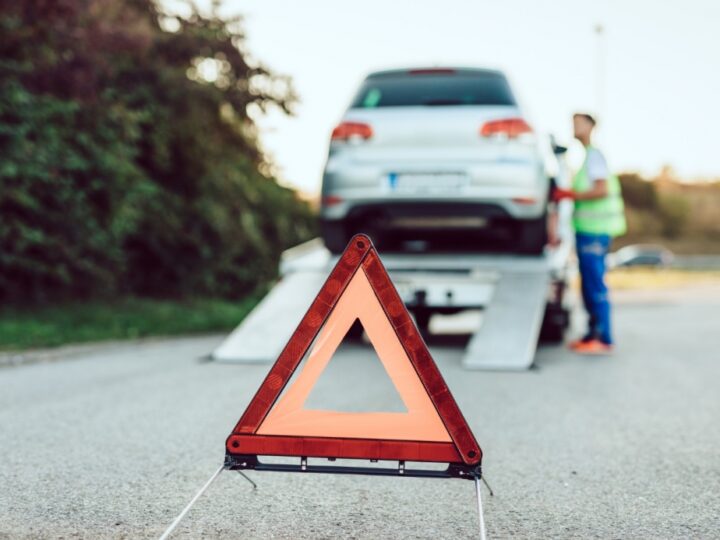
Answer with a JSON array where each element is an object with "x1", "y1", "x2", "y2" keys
[{"x1": 586, "y1": 148, "x2": 609, "y2": 182}]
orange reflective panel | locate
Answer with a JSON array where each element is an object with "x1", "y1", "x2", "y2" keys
[{"x1": 256, "y1": 267, "x2": 452, "y2": 442}]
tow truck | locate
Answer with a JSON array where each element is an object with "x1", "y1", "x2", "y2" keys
[{"x1": 212, "y1": 228, "x2": 574, "y2": 370}]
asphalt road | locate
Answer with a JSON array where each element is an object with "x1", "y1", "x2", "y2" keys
[{"x1": 1, "y1": 285, "x2": 719, "y2": 539}]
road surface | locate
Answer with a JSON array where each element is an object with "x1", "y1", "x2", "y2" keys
[{"x1": 1, "y1": 285, "x2": 719, "y2": 539}]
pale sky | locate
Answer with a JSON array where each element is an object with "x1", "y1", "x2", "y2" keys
[{"x1": 166, "y1": 0, "x2": 720, "y2": 194}]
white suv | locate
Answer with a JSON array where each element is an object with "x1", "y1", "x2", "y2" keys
[{"x1": 320, "y1": 67, "x2": 561, "y2": 254}]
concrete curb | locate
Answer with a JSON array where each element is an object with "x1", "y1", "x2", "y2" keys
[{"x1": 0, "y1": 333, "x2": 225, "y2": 369}]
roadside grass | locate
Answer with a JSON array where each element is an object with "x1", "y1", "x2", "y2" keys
[
  {"x1": 606, "y1": 268, "x2": 720, "y2": 290},
  {"x1": 0, "y1": 294, "x2": 263, "y2": 352}
]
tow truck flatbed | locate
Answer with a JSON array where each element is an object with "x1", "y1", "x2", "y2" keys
[{"x1": 212, "y1": 237, "x2": 573, "y2": 370}]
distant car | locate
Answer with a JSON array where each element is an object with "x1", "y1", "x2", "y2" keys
[
  {"x1": 319, "y1": 67, "x2": 563, "y2": 254},
  {"x1": 607, "y1": 244, "x2": 674, "y2": 268}
]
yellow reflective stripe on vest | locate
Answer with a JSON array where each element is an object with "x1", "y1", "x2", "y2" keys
[{"x1": 574, "y1": 209, "x2": 623, "y2": 220}]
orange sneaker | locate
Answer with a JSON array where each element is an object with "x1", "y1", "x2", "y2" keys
[
  {"x1": 572, "y1": 339, "x2": 613, "y2": 355},
  {"x1": 568, "y1": 338, "x2": 590, "y2": 350}
]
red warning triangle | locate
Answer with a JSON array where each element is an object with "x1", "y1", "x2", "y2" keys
[{"x1": 226, "y1": 234, "x2": 481, "y2": 467}]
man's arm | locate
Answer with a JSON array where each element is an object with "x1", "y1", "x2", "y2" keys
[
  {"x1": 554, "y1": 149, "x2": 610, "y2": 201},
  {"x1": 573, "y1": 179, "x2": 608, "y2": 200},
  {"x1": 546, "y1": 178, "x2": 560, "y2": 245}
]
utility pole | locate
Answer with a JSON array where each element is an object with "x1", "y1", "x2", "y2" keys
[{"x1": 595, "y1": 23, "x2": 606, "y2": 122}]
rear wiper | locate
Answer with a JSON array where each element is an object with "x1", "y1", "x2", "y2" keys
[{"x1": 422, "y1": 99, "x2": 464, "y2": 106}]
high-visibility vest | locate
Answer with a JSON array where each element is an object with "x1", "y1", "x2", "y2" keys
[{"x1": 572, "y1": 146, "x2": 627, "y2": 237}]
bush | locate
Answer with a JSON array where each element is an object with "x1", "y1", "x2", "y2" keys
[
  {"x1": 657, "y1": 194, "x2": 690, "y2": 238},
  {"x1": 619, "y1": 173, "x2": 658, "y2": 210}
]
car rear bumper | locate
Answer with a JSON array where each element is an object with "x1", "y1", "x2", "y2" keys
[
  {"x1": 345, "y1": 200, "x2": 508, "y2": 220},
  {"x1": 321, "y1": 157, "x2": 547, "y2": 221},
  {"x1": 322, "y1": 196, "x2": 545, "y2": 222}
]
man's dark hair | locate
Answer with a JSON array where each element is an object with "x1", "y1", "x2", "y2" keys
[{"x1": 574, "y1": 112, "x2": 597, "y2": 126}]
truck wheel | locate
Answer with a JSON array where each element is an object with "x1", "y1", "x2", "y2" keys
[
  {"x1": 344, "y1": 319, "x2": 365, "y2": 341},
  {"x1": 539, "y1": 304, "x2": 569, "y2": 344},
  {"x1": 517, "y1": 215, "x2": 548, "y2": 255},
  {"x1": 413, "y1": 309, "x2": 431, "y2": 341},
  {"x1": 321, "y1": 220, "x2": 348, "y2": 254}
]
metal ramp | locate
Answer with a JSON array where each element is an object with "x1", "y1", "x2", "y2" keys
[
  {"x1": 381, "y1": 253, "x2": 554, "y2": 370},
  {"x1": 212, "y1": 271, "x2": 327, "y2": 363},
  {"x1": 461, "y1": 269, "x2": 549, "y2": 370}
]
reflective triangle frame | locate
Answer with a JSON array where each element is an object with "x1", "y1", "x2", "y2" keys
[{"x1": 225, "y1": 234, "x2": 482, "y2": 479}]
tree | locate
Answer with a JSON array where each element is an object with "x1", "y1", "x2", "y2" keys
[{"x1": 0, "y1": 0, "x2": 316, "y2": 302}]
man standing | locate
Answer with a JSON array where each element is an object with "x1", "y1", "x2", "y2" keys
[{"x1": 554, "y1": 113, "x2": 626, "y2": 354}]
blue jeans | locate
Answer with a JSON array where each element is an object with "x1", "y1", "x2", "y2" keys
[{"x1": 576, "y1": 233, "x2": 613, "y2": 344}]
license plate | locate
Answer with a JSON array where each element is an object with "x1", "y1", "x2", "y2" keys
[{"x1": 387, "y1": 172, "x2": 469, "y2": 194}]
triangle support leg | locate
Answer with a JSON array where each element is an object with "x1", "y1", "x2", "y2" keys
[
  {"x1": 237, "y1": 470, "x2": 257, "y2": 489},
  {"x1": 474, "y1": 474, "x2": 488, "y2": 540},
  {"x1": 158, "y1": 465, "x2": 225, "y2": 540}
]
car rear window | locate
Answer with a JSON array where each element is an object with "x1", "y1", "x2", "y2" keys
[{"x1": 350, "y1": 71, "x2": 516, "y2": 108}]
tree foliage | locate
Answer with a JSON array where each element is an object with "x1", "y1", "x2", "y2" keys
[
  {"x1": 620, "y1": 173, "x2": 696, "y2": 243},
  {"x1": 619, "y1": 173, "x2": 658, "y2": 211},
  {"x1": 0, "y1": 0, "x2": 316, "y2": 303}
]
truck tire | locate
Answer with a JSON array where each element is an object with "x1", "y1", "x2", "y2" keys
[
  {"x1": 321, "y1": 220, "x2": 349, "y2": 254},
  {"x1": 345, "y1": 319, "x2": 365, "y2": 341},
  {"x1": 539, "y1": 303, "x2": 569, "y2": 344},
  {"x1": 413, "y1": 309, "x2": 432, "y2": 341},
  {"x1": 516, "y1": 215, "x2": 548, "y2": 255}
]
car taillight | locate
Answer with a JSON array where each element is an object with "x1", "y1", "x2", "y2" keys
[
  {"x1": 480, "y1": 118, "x2": 533, "y2": 138},
  {"x1": 331, "y1": 122, "x2": 373, "y2": 142},
  {"x1": 322, "y1": 195, "x2": 343, "y2": 206}
]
